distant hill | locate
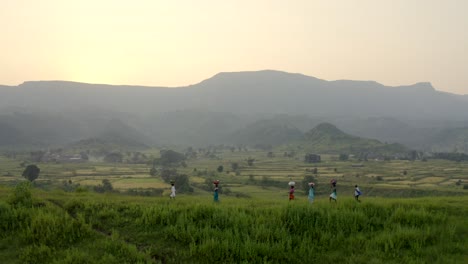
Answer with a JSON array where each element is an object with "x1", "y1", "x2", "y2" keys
[
  {"x1": 294, "y1": 123, "x2": 408, "y2": 154},
  {"x1": 1, "y1": 70, "x2": 468, "y2": 150},
  {"x1": 229, "y1": 119, "x2": 303, "y2": 146},
  {"x1": 67, "y1": 120, "x2": 150, "y2": 153},
  {"x1": 426, "y1": 127, "x2": 468, "y2": 153},
  {"x1": 0, "y1": 112, "x2": 85, "y2": 148},
  {"x1": 97, "y1": 119, "x2": 152, "y2": 147},
  {"x1": 1, "y1": 70, "x2": 468, "y2": 120}
]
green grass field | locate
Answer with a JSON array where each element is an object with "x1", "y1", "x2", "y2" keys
[
  {"x1": 0, "y1": 184, "x2": 467, "y2": 263},
  {"x1": 2, "y1": 150, "x2": 467, "y2": 198},
  {"x1": 1, "y1": 150, "x2": 467, "y2": 263}
]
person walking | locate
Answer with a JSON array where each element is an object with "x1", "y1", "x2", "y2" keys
[
  {"x1": 169, "y1": 181, "x2": 176, "y2": 199},
  {"x1": 308, "y1": 182, "x2": 315, "y2": 203},
  {"x1": 288, "y1": 180, "x2": 295, "y2": 201},
  {"x1": 354, "y1": 185, "x2": 361, "y2": 202},
  {"x1": 329, "y1": 179, "x2": 337, "y2": 203},
  {"x1": 213, "y1": 180, "x2": 220, "y2": 202}
]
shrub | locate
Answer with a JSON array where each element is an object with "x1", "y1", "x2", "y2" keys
[
  {"x1": 9, "y1": 181, "x2": 33, "y2": 208},
  {"x1": 94, "y1": 179, "x2": 114, "y2": 193}
]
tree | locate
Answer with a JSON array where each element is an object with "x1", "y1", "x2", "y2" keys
[
  {"x1": 149, "y1": 166, "x2": 158, "y2": 176},
  {"x1": 304, "y1": 153, "x2": 321, "y2": 163},
  {"x1": 231, "y1": 162, "x2": 239, "y2": 172},
  {"x1": 22, "y1": 164, "x2": 40, "y2": 182},
  {"x1": 104, "y1": 152, "x2": 123, "y2": 163},
  {"x1": 160, "y1": 168, "x2": 179, "y2": 182},
  {"x1": 339, "y1": 154, "x2": 349, "y2": 161},
  {"x1": 173, "y1": 174, "x2": 193, "y2": 193},
  {"x1": 94, "y1": 179, "x2": 113, "y2": 193},
  {"x1": 217, "y1": 165, "x2": 224, "y2": 173},
  {"x1": 80, "y1": 152, "x2": 89, "y2": 161},
  {"x1": 159, "y1": 150, "x2": 186, "y2": 166},
  {"x1": 247, "y1": 158, "x2": 255, "y2": 166}
]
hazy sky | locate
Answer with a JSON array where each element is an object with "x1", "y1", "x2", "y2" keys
[{"x1": 1, "y1": 0, "x2": 467, "y2": 94}]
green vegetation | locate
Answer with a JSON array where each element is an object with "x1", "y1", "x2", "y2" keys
[
  {"x1": 296, "y1": 123, "x2": 408, "y2": 154},
  {"x1": 0, "y1": 184, "x2": 466, "y2": 263},
  {"x1": 1, "y1": 147, "x2": 467, "y2": 263}
]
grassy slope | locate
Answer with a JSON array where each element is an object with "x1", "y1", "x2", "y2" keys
[{"x1": 1, "y1": 185, "x2": 467, "y2": 264}]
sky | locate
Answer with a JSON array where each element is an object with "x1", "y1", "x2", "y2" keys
[{"x1": 1, "y1": 0, "x2": 467, "y2": 94}]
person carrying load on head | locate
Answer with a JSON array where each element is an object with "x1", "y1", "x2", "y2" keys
[
  {"x1": 288, "y1": 180, "x2": 295, "y2": 201},
  {"x1": 213, "y1": 180, "x2": 220, "y2": 202},
  {"x1": 329, "y1": 179, "x2": 337, "y2": 203},
  {"x1": 308, "y1": 182, "x2": 315, "y2": 203}
]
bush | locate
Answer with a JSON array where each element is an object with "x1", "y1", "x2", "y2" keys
[
  {"x1": 94, "y1": 179, "x2": 114, "y2": 193},
  {"x1": 9, "y1": 181, "x2": 33, "y2": 208}
]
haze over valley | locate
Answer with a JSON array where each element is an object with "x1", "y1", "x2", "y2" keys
[{"x1": 1, "y1": 70, "x2": 467, "y2": 153}]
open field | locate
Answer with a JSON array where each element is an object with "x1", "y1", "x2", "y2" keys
[
  {"x1": 0, "y1": 184, "x2": 467, "y2": 263},
  {"x1": 1, "y1": 150, "x2": 468, "y2": 263},
  {"x1": 1, "y1": 150, "x2": 468, "y2": 199}
]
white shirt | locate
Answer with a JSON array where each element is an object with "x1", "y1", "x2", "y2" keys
[{"x1": 355, "y1": 187, "x2": 361, "y2": 196}]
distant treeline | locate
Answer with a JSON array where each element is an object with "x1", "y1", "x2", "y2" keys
[{"x1": 431, "y1": 152, "x2": 468, "y2": 162}]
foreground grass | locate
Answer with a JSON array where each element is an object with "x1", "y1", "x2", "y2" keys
[{"x1": 0, "y1": 185, "x2": 467, "y2": 263}]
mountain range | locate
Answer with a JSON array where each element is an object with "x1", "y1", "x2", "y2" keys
[{"x1": 0, "y1": 70, "x2": 467, "y2": 152}]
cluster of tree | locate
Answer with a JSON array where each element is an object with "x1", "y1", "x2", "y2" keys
[
  {"x1": 103, "y1": 151, "x2": 150, "y2": 164},
  {"x1": 125, "y1": 151, "x2": 149, "y2": 164},
  {"x1": 185, "y1": 147, "x2": 198, "y2": 159},
  {"x1": 103, "y1": 152, "x2": 123, "y2": 163},
  {"x1": 304, "y1": 153, "x2": 321, "y2": 163},
  {"x1": 160, "y1": 168, "x2": 193, "y2": 193},
  {"x1": 431, "y1": 152, "x2": 468, "y2": 162},
  {"x1": 61, "y1": 179, "x2": 81, "y2": 192},
  {"x1": 254, "y1": 144, "x2": 273, "y2": 151},
  {"x1": 156, "y1": 150, "x2": 186, "y2": 167},
  {"x1": 93, "y1": 179, "x2": 114, "y2": 193},
  {"x1": 339, "y1": 154, "x2": 349, "y2": 161},
  {"x1": 231, "y1": 162, "x2": 240, "y2": 172}
]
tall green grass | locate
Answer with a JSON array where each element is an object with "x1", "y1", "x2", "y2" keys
[{"x1": 0, "y1": 184, "x2": 466, "y2": 263}]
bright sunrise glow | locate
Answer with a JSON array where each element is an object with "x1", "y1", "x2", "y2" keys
[{"x1": 1, "y1": 0, "x2": 467, "y2": 94}]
